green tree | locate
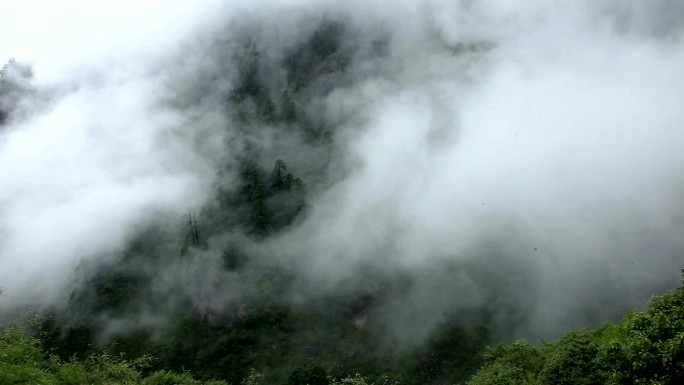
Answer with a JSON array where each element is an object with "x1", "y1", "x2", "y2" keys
[
  {"x1": 0, "y1": 316, "x2": 228, "y2": 384},
  {"x1": 181, "y1": 212, "x2": 206, "y2": 256},
  {"x1": 282, "y1": 19, "x2": 348, "y2": 90},
  {"x1": 468, "y1": 268, "x2": 684, "y2": 385},
  {"x1": 285, "y1": 363, "x2": 328, "y2": 385},
  {"x1": 538, "y1": 330, "x2": 600, "y2": 385},
  {"x1": 244, "y1": 163, "x2": 273, "y2": 236},
  {"x1": 596, "y1": 278, "x2": 684, "y2": 384},
  {"x1": 466, "y1": 340, "x2": 543, "y2": 385}
]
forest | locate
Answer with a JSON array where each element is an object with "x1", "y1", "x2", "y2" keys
[
  {"x1": 2, "y1": 2, "x2": 684, "y2": 385},
  {"x1": 3, "y1": 268, "x2": 684, "y2": 384}
]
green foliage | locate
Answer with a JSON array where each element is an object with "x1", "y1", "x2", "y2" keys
[
  {"x1": 595, "y1": 282, "x2": 684, "y2": 385},
  {"x1": 0, "y1": 318, "x2": 46, "y2": 384},
  {"x1": 0, "y1": 317, "x2": 227, "y2": 384},
  {"x1": 229, "y1": 43, "x2": 276, "y2": 124},
  {"x1": 283, "y1": 19, "x2": 349, "y2": 91},
  {"x1": 538, "y1": 330, "x2": 600, "y2": 385},
  {"x1": 244, "y1": 162, "x2": 274, "y2": 236},
  {"x1": 271, "y1": 159, "x2": 301, "y2": 191},
  {"x1": 39, "y1": 257, "x2": 493, "y2": 385},
  {"x1": 219, "y1": 159, "x2": 306, "y2": 237},
  {"x1": 330, "y1": 374, "x2": 371, "y2": 385},
  {"x1": 141, "y1": 370, "x2": 227, "y2": 385},
  {"x1": 93, "y1": 266, "x2": 141, "y2": 313},
  {"x1": 286, "y1": 363, "x2": 329, "y2": 385},
  {"x1": 467, "y1": 269, "x2": 684, "y2": 385},
  {"x1": 241, "y1": 368, "x2": 263, "y2": 385},
  {"x1": 466, "y1": 361, "x2": 534, "y2": 385},
  {"x1": 330, "y1": 373, "x2": 399, "y2": 385},
  {"x1": 467, "y1": 340, "x2": 542, "y2": 385},
  {"x1": 232, "y1": 44, "x2": 263, "y2": 102},
  {"x1": 481, "y1": 340, "x2": 544, "y2": 370},
  {"x1": 280, "y1": 90, "x2": 298, "y2": 123},
  {"x1": 398, "y1": 322, "x2": 491, "y2": 384}
]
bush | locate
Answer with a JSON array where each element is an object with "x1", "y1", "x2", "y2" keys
[
  {"x1": 0, "y1": 316, "x2": 228, "y2": 385},
  {"x1": 538, "y1": 330, "x2": 600, "y2": 385},
  {"x1": 286, "y1": 363, "x2": 329, "y2": 385}
]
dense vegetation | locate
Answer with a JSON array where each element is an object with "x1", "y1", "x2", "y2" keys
[
  {"x1": 467, "y1": 271, "x2": 684, "y2": 385},
  {"x1": 3, "y1": 272, "x2": 684, "y2": 384},
  {"x1": 2, "y1": 16, "x2": 684, "y2": 385},
  {"x1": 0, "y1": 315, "x2": 228, "y2": 385}
]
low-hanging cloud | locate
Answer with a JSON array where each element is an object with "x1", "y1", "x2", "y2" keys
[
  {"x1": 0, "y1": 0, "x2": 228, "y2": 310},
  {"x1": 1, "y1": 0, "x2": 684, "y2": 343},
  {"x1": 259, "y1": 0, "x2": 684, "y2": 338}
]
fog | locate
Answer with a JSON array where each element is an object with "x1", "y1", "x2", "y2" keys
[{"x1": 2, "y1": 0, "x2": 684, "y2": 341}]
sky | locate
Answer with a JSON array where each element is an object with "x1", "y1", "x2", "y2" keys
[{"x1": 0, "y1": 0, "x2": 223, "y2": 81}]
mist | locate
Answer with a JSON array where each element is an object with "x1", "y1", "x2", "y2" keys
[
  {"x1": 2, "y1": 0, "x2": 684, "y2": 348},
  {"x1": 0, "y1": 0, "x2": 223, "y2": 309}
]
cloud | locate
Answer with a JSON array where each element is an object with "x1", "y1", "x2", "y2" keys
[
  {"x1": 259, "y1": 0, "x2": 684, "y2": 338},
  {"x1": 1, "y1": 0, "x2": 684, "y2": 342},
  {"x1": 0, "y1": 0, "x2": 232, "y2": 82},
  {"x1": 0, "y1": 1, "x2": 225, "y2": 309}
]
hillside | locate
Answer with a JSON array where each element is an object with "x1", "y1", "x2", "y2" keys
[{"x1": 2, "y1": 2, "x2": 684, "y2": 384}]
